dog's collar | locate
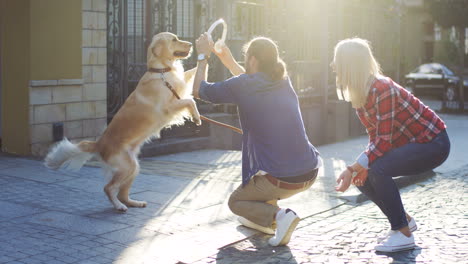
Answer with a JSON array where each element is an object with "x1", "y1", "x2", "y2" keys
[{"x1": 148, "y1": 67, "x2": 172, "y2": 73}]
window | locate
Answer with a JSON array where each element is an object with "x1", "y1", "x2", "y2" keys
[{"x1": 442, "y1": 65, "x2": 455, "y2": 76}]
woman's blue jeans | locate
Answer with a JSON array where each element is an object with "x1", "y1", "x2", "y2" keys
[{"x1": 357, "y1": 130, "x2": 450, "y2": 230}]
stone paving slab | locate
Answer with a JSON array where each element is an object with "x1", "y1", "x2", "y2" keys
[
  {"x1": 0, "y1": 201, "x2": 46, "y2": 220},
  {"x1": 0, "y1": 108, "x2": 465, "y2": 263},
  {"x1": 98, "y1": 226, "x2": 166, "y2": 244},
  {"x1": 0, "y1": 166, "x2": 77, "y2": 183},
  {"x1": 194, "y1": 167, "x2": 468, "y2": 264},
  {"x1": 19, "y1": 211, "x2": 129, "y2": 235}
]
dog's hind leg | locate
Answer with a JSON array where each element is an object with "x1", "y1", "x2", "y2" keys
[
  {"x1": 103, "y1": 152, "x2": 135, "y2": 212},
  {"x1": 104, "y1": 172, "x2": 128, "y2": 212},
  {"x1": 117, "y1": 153, "x2": 147, "y2": 208}
]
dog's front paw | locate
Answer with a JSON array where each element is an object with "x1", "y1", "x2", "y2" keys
[{"x1": 194, "y1": 117, "x2": 202, "y2": 126}]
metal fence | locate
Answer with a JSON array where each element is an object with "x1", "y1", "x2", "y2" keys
[{"x1": 107, "y1": 0, "x2": 403, "y2": 141}]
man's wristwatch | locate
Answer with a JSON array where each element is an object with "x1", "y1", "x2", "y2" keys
[
  {"x1": 347, "y1": 166, "x2": 358, "y2": 178},
  {"x1": 197, "y1": 53, "x2": 209, "y2": 61}
]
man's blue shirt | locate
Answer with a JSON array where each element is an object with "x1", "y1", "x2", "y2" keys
[{"x1": 199, "y1": 72, "x2": 319, "y2": 186}]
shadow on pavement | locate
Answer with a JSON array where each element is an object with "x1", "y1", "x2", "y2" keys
[
  {"x1": 376, "y1": 247, "x2": 422, "y2": 264},
  {"x1": 214, "y1": 226, "x2": 298, "y2": 264}
]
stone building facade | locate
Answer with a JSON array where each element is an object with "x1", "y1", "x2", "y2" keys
[{"x1": 1, "y1": 0, "x2": 108, "y2": 156}]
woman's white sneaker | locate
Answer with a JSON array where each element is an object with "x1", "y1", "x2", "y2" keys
[
  {"x1": 408, "y1": 217, "x2": 418, "y2": 232},
  {"x1": 238, "y1": 216, "x2": 275, "y2": 235},
  {"x1": 377, "y1": 217, "x2": 418, "y2": 243},
  {"x1": 268, "y1": 209, "x2": 300, "y2": 246},
  {"x1": 374, "y1": 231, "x2": 416, "y2": 252}
]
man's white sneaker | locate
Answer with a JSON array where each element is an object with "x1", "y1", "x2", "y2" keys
[
  {"x1": 374, "y1": 231, "x2": 416, "y2": 252},
  {"x1": 268, "y1": 209, "x2": 300, "y2": 246},
  {"x1": 238, "y1": 216, "x2": 275, "y2": 235},
  {"x1": 377, "y1": 217, "x2": 418, "y2": 243}
]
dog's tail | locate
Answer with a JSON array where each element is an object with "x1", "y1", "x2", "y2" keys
[{"x1": 44, "y1": 138, "x2": 97, "y2": 171}]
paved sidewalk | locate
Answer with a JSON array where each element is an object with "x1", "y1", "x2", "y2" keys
[
  {"x1": 0, "y1": 109, "x2": 466, "y2": 263},
  {"x1": 195, "y1": 165, "x2": 468, "y2": 264}
]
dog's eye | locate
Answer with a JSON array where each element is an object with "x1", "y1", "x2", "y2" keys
[{"x1": 172, "y1": 38, "x2": 177, "y2": 42}]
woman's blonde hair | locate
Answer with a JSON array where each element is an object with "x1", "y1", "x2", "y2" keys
[{"x1": 333, "y1": 38, "x2": 382, "y2": 108}]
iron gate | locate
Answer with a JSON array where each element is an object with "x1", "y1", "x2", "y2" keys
[{"x1": 107, "y1": 0, "x2": 203, "y2": 139}]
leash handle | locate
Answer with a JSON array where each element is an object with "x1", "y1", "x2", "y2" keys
[
  {"x1": 200, "y1": 115, "x2": 243, "y2": 134},
  {"x1": 207, "y1": 18, "x2": 227, "y2": 53}
]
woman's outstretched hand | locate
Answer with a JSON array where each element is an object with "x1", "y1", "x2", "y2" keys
[
  {"x1": 352, "y1": 170, "x2": 368, "y2": 187},
  {"x1": 335, "y1": 169, "x2": 352, "y2": 192}
]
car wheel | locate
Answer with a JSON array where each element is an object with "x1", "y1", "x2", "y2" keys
[{"x1": 445, "y1": 85, "x2": 457, "y2": 101}]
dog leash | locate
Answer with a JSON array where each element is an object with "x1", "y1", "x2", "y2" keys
[{"x1": 148, "y1": 68, "x2": 243, "y2": 134}]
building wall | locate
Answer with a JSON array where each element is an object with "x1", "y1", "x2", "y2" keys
[
  {"x1": 29, "y1": 0, "x2": 107, "y2": 156},
  {"x1": 30, "y1": 0, "x2": 82, "y2": 80},
  {"x1": 1, "y1": 0, "x2": 107, "y2": 157},
  {"x1": 0, "y1": 0, "x2": 31, "y2": 155}
]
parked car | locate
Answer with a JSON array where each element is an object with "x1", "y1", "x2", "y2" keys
[{"x1": 405, "y1": 63, "x2": 467, "y2": 101}]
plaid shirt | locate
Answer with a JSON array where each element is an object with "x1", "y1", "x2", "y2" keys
[{"x1": 356, "y1": 76, "x2": 446, "y2": 166}]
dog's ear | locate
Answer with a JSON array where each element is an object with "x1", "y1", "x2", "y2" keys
[
  {"x1": 147, "y1": 38, "x2": 164, "y2": 61},
  {"x1": 153, "y1": 40, "x2": 164, "y2": 57}
]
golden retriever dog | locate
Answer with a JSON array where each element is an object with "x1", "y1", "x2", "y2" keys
[{"x1": 45, "y1": 32, "x2": 201, "y2": 212}]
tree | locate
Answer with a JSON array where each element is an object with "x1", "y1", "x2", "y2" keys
[{"x1": 427, "y1": 0, "x2": 468, "y2": 111}]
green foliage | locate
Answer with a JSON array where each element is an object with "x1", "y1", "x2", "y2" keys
[{"x1": 426, "y1": 0, "x2": 468, "y2": 28}]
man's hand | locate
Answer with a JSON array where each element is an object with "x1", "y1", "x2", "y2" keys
[
  {"x1": 335, "y1": 169, "x2": 352, "y2": 192},
  {"x1": 212, "y1": 42, "x2": 232, "y2": 60},
  {"x1": 196, "y1": 33, "x2": 213, "y2": 57},
  {"x1": 209, "y1": 40, "x2": 245, "y2": 76}
]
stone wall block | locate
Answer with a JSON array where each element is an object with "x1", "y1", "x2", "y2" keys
[
  {"x1": 82, "y1": 29, "x2": 93, "y2": 47},
  {"x1": 66, "y1": 102, "x2": 96, "y2": 121},
  {"x1": 29, "y1": 106, "x2": 34, "y2": 124},
  {"x1": 93, "y1": 65, "x2": 106, "y2": 83},
  {"x1": 52, "y1": 85, "x2": 83, "y2": 103},
  {"x1": 83, "y1": 48, "x2": 98, "y2": 65},
  {"x1": 82, "y1": 65, "x2": 93, "y2": 83},
  {"x1": 93, "y1": 30, "x2": 106, "y2": 47},
  {"x1": 30, "y1": 87, "x2": 52, "y2": 105},
  {"x1": 93, "y1": 0, "x2": 106, "y2": 12},
  {"x1": 83, "y1": 83, "x2": 106, "y2": 101},
  {"x1": 30, "y1": 124, "x2": 53, "y2": 144},
  {"x1": 83, "y1": 11, "x2": 98, "y2": 29},
  {"x1": 34, "y1": 104, "x2": 66, "y2": 124},
  {"x1": 95, "y1": 100, "x2": 107, "y2": 118},
  {"x1": 31, "y1": 143, "x2": 52, "y2": 157},
  {"x1": 97, "y1": 12, "x2": 106, "y2": 30},
  {"x1": 64, "y1": 120, "x2": 83, "y2": 139},
  {"x1": 83, "y1": 118, "x2": 107, "y2": 137},
  {"x1": 97, "y1": 47, "x2": 106, "y2": 64},
  {"x1": 82, "y1": 0, "x2": 92, "y2": 11}
]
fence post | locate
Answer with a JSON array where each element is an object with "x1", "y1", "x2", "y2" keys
[{"x1": 320, "y1": 1, "x2": 329, "y2": 145}]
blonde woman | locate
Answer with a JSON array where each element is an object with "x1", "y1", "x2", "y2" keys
[{"x1": 333, "y1": 38, "x2": 450, "y2": 252}]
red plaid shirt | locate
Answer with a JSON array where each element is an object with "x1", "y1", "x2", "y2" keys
[{"x1": 357, "y1": 76, "x2": 446, "y2": 165}]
